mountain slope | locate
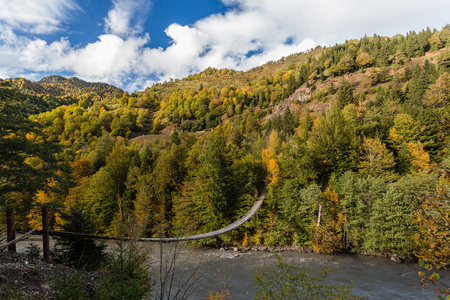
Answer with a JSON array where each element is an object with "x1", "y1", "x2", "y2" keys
[{"x1": 3, "y1": 76, "x2": 123, "y2": 115}]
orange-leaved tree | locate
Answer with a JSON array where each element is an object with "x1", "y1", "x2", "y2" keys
[{"x1": 412, "y1": 173, "x2": 450, "y2": 297}]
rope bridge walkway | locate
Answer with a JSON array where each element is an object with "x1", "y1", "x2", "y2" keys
[
  {"x1": 142, "y1": 187, "x2": 266, "y2": 242},
  {"x1": 1, "y1": 188, "x2": 266, "y2": 257}
]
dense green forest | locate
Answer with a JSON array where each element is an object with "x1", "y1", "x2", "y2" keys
[{"x1": 1, "y1": 27, "x2": 449, "y2": 267}]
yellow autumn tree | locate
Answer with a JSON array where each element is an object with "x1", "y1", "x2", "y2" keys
[
  {"x1": 413, "y1": 191, "x2": 450, "y2": 269},
  {"x1": 262, "y1": 149, "x2": 280, "y2": 186},
  {"x1": 412, "y1": 179, "x2": 450, "y2": 296},
  {"x1": 407, "y1": 141, "x2": 432, "y2": 171},
  {"x1": 355, "y1": 52, "x2": 374, "y2": 68},
  {"x1": 388, "y1": 113, "x2": 420, "y2": 150},
  {"x1": 359, "y1": 137, "x2": 395, "y2": 177},
  {"x1": 268, "y1": 130, "x2": 281, "y2": 154},
  {"x1": 308, "y1": 188, "x2": 345, "y2": 254},
  {"x1": 28, "y1": 179, "x2": 64, "y2": 230}
]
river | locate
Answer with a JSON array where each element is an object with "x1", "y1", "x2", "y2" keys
[
  {"x1": 14, "y1": 236, "x2": 449, "y2": 299},
  {"x1": 148, "y1": 244, "x2": 449, "y2": 299}
]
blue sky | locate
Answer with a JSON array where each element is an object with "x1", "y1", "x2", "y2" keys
[
  {"x1": 61, "y1": 0, "x2": 228, "y2": 49},
  {"x1": 0, "y1": 0, "x2": 449, "y2": 91}
]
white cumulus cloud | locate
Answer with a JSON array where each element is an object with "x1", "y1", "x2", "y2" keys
[
  {"x1": 65, "y1": 34, "x2": 149, "y2": 85},
  {"x1": 0, "y1": 0, "x2": 79, "y2": 34},
  {"x1": 1, "y1": 0, "x2": 450, "y2": 91},
  {"x1": 104, "y1": 0, "x2": 152, "y2": 37}
]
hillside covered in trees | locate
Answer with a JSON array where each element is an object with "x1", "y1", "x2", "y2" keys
[{"x1": 1, "y1": 27, "x2": 450, "y2": 270}]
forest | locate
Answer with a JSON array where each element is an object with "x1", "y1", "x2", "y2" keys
[{"x1": 1, "y1": 26, "x2": 449, "y2": 272}]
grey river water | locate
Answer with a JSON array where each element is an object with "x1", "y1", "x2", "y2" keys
[
  {"x1": 14, "y1": 236, "x2": 450, "y2": 299},
  {"x1": 148, "y1": 246, "x2": 449, "y2": 300}
]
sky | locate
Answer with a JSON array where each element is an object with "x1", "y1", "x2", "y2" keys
[{"x1": 0, "y1": 0, "x2": 449, "y2": 91}]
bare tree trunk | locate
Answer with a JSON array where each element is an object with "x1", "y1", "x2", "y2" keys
[{"x1": 317, "y1": 204, "x2": 322, "y2": 227}]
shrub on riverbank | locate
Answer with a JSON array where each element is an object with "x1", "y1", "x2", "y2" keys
[{"x1": 254, "y1": 255, "x2": 367, "y2": 300}]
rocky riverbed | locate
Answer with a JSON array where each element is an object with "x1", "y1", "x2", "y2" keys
[
  {"x1": 0, "y1": 251, "x2": 57, "y2": 298},
  {"x1": 0, "y1": 251, "x2": 100, "y2": 299}
]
